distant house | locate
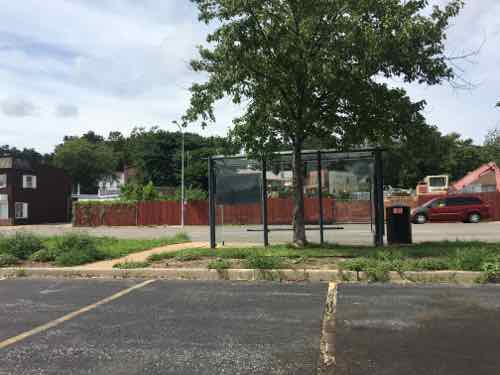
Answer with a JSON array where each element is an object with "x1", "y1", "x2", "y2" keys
[
  {"x1": 0, "y1": 157, "x2": 72, "y2": 225},
  {"x1": 72, "y1": 167, "x2": 138, "y2": 201}
]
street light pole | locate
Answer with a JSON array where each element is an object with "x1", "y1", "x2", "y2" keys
[{"x1": 174, "y1": 122, "x2": 185, "y2": 228}]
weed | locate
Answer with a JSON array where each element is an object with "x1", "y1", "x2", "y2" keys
[
  {"x1": 245, "y1": 255, "x2": 284, "y2": 269},
  {"x1": 175, "y1": 254, "x2": 202, "y2": 262},
  {"x1": 0, "y1": 253, "x2": 20, "y2": 267},
  {"x1": 0, "y1": 233, "x2": 45, "y2": 260},
  {"x1": 16, "y1": 269, "x2": 28, "y2": 277},
  {"x1": 29, "y1": 249, "x2": 56, "y2": 262},
  {"x1": 113, "y1": 261, "x2": 151, "y2": 269},
  {"x1": 477, "y1": 261, "x2": 500, "y2": 283},
  {"x1": 365, "y1": 261, "x2": 392, "y2": 282},
  {"x1": 208, "y1": 259, "x2": 231, "y2": 270},
  {"x1": 452, "y1": 247, "x2": 497, "y2": 271},
  {"x1": 53, "y1": 234, "x2": 105, "y2": 267}
]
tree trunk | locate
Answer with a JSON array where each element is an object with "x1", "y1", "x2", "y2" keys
[{"x1": 292, "y1": 144, "x2": 307, "y2": 247}]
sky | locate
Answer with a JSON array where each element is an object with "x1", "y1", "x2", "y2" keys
[{"x1": 1, "y1": 0, "x2": 499, "y2": 154}]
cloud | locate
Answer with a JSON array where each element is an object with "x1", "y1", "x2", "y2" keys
[
  {"x1": 0, "y1": 97, "x2": 38, "y2": 117},
  {"x1": 55, "y1": 103, "x2": 79, "y2": 117}
]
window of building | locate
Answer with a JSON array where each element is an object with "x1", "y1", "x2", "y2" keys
[
  {"x1": 0, "y1": 194, "x2": 8, "y2": 219},
  {"x1": 15, "y1": 202, "x2": 28, "y2": 219},
  {"x1": 0, "y1": 174, "x2": 6, "y2": 188},
  {"x1": 23, "y1": 175, "x2": 37, "y2": 189}
]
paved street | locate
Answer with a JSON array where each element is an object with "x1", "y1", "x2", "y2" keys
[
  {"x1": 1, "y1": 280, "x2": 500, "y2": 374},
  {"x1": 2, "y1": 222, "x2": 500, "y2": 246}
]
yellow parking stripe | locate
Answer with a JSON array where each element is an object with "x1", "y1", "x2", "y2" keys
[{"x1": 0, "y1": 279, "x2": 155, "y2": 350}]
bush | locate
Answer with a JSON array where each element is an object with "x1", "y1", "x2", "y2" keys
[
  {"x1": 245, "y1": 255, "x2": 284, "y2": 269},
  {"x1": 52, "y1": 234, "x2": 105, "y2": 266},
  {"x1": 113, "y1": 261, "x2": 150, "y2": 269},
  {"x1": 0, "y1": 233, "x2": 45, "y2": 260},
  {"x1": 208, "y1": 259, "x2": 231, "y2": 270},
  {"x1": 0, "y1": 253, "x2": 20, "y2": 267}
]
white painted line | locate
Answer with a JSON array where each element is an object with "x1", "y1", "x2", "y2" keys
[
  {"x1": 0, "y1": 279, "x2": 155, "y2": 350},
  {"x1": 318, "y1": 282, "x2": 338, "y2": 374}
]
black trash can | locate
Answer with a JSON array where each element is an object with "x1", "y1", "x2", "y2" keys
[{"x1": 386, "y1": 205, "x2": 412, "y2": 245}]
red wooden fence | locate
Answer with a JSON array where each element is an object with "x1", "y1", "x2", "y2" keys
[{"x1": 74, "y1": 192, "x2": 500, "y2": 227}]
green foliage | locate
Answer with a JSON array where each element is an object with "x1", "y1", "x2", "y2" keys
[
  {"x1": 52, "y1": 234, "x2": 105, "y2": 267},
  {"x1": 29, "y1": 249, "x2": 56, "y2": 262},
  {"x1": 0, "y1": 253, "x2": 20, "y2": 267},
  {"x1": 52, "y1": 137, "x2": 117, "y2": 193},
  {"x1": 0, "y1": 233, "x2": 45, "y2": 260},
  {"x1": 478, "y1": 261, "x2": 500, "y2": 283},
  {"x1": 113, "y1": 261, "x2": 151, "y2": 269},
  {"x1": 208, "y1": 258, "x2": 231, "y2": 270},
  {"x1": 162, "y1": 187, "x2": 208, "y2": 201},
  {"x1": 184, "y1": 0, "x2": 464, "y2": 244},
  {"x1": 452, "y1": 248, "x2": 498, "y2": 271},
  {"x1": 120, "y1": 181, "x2": 158, "y2": 201},
  {"x1": 175, "y1": 254, "x2": 202, "y2": 262},
  {"x1": 245, "y1": 255, "x2": 284, "y2": 269}
]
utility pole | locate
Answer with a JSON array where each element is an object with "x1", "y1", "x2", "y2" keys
[{"x1": 174, "y1": 122, "x2": 185, "y2": 228}]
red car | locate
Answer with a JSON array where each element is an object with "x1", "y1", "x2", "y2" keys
[{"x1": 411, "y1": 195, "x2": 491, "y2": 224}]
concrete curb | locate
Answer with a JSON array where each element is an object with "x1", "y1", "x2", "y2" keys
[{"x1": 0, "y1": 267, "x2": 485, "y2": 284}]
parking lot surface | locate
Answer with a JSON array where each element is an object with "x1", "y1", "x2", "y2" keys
[
  {"x1": 0, "y1": 279, "x2": 327, "y2": 375},
  {"x1": 2, "y1": 221, "x2": 500, "y2": 245},
  {"x1": 1, "y1": 280, "x2": 500, "y2": 375},
  {"x1": 335, "y1": 284, "x2": 500, "y2": 375}
]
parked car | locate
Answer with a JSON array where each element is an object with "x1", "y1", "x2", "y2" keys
[{"x1": 411, "y1": 196, "x2": 490, "y2": 224}]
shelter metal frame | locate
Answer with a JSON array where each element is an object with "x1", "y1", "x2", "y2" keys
[{"x1": 208, "y1": 149, "x2": 385, "y2": 248}]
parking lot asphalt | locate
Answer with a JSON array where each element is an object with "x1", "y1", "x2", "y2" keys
[
  {"x1": 2, "y1": 222, "x2": 500, "y2": 246},
  {"x1": 0, "y1": 279, "x2": 327, "y2": 375},
  {"x1": 1, "y1": 280, "x2": 500, "y2": 375},
  {"x1": 334, "y1": 284, "x2": 500, "y2": 375}
]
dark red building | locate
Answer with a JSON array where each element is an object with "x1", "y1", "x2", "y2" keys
[{"x1": 0, "y1": 157, "x2": 72, "y2": 225}]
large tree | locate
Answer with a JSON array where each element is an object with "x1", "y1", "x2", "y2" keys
[
  {"x1": 52, "y1": 138, "x2": 117, "y2": 193},
  {"x1": 184, "y1": 0, "x2": 464, "y2": 245}
]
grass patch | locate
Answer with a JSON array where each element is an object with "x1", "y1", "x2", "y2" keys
[
  {"x1": 0, "y1": 232, "x2": 190, "y2": 267},
  {"x1": 145, "y1": 241, "x2": 500, "y2": 282},
  {"x1": 113, "y1": 261, "x2": 151, "y2": 269}
]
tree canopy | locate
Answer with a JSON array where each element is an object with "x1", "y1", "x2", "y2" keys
[
  {"x1": 52, "y1": 137, "x2": 118, "y2": 193},
  {"x1": 184, "y1": 0, "x2": 464, "y2": 245}
]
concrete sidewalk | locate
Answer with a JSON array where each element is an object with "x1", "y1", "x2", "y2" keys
[{"x1": 78, "y1": 242, "x2": 209, "y2": 270}]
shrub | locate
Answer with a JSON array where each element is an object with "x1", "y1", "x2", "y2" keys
[
  {"x1": 113, "y1": 261, "x2": 150, "y2": 269},
  {"x1": 208, "y1": 259, "x2": 231, "y2": 270},
  {"x1": 0, "y1": 253, "x2": 20, "y2": 267},
  {"x1": 0, "y1": 233, "x2": 45, "y2": 260},
  {"x1": 245, "y1": 255, "x2": 284, "y2": 269},
  {"x1": 52, "y1": 234, "x2": 105, "y2": 266}
]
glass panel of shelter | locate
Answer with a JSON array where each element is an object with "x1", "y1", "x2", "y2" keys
[{"x1": 213, "y1": 157, "x2": 263, "y2": 246}]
